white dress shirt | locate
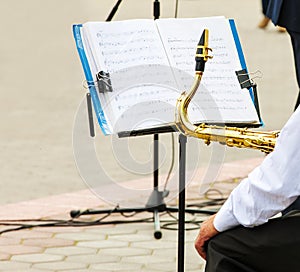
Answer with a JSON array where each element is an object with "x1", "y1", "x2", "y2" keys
[{"x1": 214, "y1": 107, "x2": 300, "y2": 232}]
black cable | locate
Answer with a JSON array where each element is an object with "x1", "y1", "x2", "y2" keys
[
  {"x1": 120, "y1": 212, "x2": 140, "y2": 218},
  {"x1": 186, "y1": 189, "x2": 227, "y2": 213},
  {"x1": 204, "y1": 188, "x2": 225, "y2": 200},
  {"x1": 162, "y1": 221, "x2": 200, "y2": 231},
  {"x1": 163, "y1": 133, "x2": 175, "y2": 191},
  {"x1": 187, "y1": 199, "x2": 226, "y2": 209},
  {"x1": 161, "y1": 211, "x2": 213, "y2": 231},
  {"x1": 0, "y1": 196, "x2": 224, "y2": 235},
  {"x1": 0, "y1": 215, "x2": 203, "y2": 235},
  {"x1": 0, "y1": 216, "x2": 154, "y2": 235},
  {"x1": 162, "y1": 0, "x2": 180, "y2": 190}
]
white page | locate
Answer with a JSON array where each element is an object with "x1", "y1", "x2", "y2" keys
[
  {"x1": 82, "y1": 20, "x2": 184, "y2": 133},
  {"x1": 156, "y1": 17, "x2": 260, "y2": 124},
  {"x1": 83, "y1": 20, "x2": 170, "y2": 72}
]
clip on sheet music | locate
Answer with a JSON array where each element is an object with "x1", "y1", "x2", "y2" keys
[{"x1": 96, "y1": 71, "x2": 113, "y2": 93}]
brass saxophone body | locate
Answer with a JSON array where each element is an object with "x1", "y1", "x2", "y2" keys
[{"x1": 175, "y1": 29, "x2": 279, "y2": 154}]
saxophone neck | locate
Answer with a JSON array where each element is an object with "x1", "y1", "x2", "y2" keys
[
  {"x1": 186, "y1": 28, "x2": 212, "y2": 104},
  {"x1": 175, "y1": 29, "x2": 212, "y2": 135},
  {"x1": 175, "y1": 73, "x2": 202, "y2": 137}
]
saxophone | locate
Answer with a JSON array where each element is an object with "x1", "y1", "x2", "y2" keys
[{"x1": 175, "y1": 29, "x2": 279, "y2": 154}]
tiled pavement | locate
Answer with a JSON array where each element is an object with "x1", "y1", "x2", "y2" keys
[{"x1": 0, "y1": 157, "x2": 263, "y2": 272}]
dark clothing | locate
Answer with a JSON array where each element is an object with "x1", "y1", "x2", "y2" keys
[
  {"x1": 277, "y1": 1, "x2": 300, "y2": 33},
  {"x1": 287, "y1": 30, "x2": 300, "y2": 110},
  {"x1": 265, "y1": 0, "x2": 300, "y2": 37},
  {"x1": 266, "y1": 0, "x2": 300, "y2": 110},
  {"x1": 205, "y1": 211, "x2": 300, "y2": 272},
  {"x1": 265, "y1": 0, "x2": 283, "y2": 25},
  {"x1": 262, "y1": 0, "x2": 269, "y2": 15}
]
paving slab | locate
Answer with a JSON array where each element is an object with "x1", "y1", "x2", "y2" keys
[{"x1": 0, "y1": 157, "x2": 263, "y2": 271}]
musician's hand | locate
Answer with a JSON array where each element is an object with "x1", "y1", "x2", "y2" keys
[{"x1": 194, "y1": 214, "x2": 219, "y2": 260}]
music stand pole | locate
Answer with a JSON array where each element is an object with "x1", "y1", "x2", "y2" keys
[{"x1": 178, "y1": 134, "x2": 187, "y2": 272}]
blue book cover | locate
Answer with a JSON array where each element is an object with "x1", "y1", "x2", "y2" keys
[{"x1": 73, "y1": 24, "x2": 111, "y2": 135}]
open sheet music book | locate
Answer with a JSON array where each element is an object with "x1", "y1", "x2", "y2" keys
[{"x1": 73, "y1": 16, "x2": 261, "y2": 136}]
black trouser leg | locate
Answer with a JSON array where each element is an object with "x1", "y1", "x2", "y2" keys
[
  {"x1": 287, "y1": 30, "x2": 300, "y2": 110},
  {"x1": 262, "y1": 0, "x2": 269, "y2": 15},
  {"x1": 205, "y1": 212, "x2": 300, "y2": 272},
  {"x1": 294, "y1": 91, "x2": 300, "y2": 111}
]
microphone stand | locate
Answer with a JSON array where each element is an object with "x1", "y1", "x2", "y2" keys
[
  {"x1": 106, "y1": 0, "x2": 123, "y2": 22},
  {"x1": 153, "y1": 0, "x2": 160, "y2": 19}
]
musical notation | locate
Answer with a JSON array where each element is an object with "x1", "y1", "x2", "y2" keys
[
  {"x1": 81, "y1": 17, "x2": 260, "y2": 134},
  {"x1": 85, "y1": 20, "x2": 170, "y2": 73}
]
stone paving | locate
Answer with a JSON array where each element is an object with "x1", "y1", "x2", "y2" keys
[{"x1": 0, "y1": 157, "x2": 263, "y2": 271}]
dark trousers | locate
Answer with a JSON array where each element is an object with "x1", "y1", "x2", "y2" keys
[
  {"x1": 262, "y1": 0, "x2": 269, "y2": 15},
  {"x1": 287, "y1": 30, "x2": 300, "y2": 110},
  {"x1": 205, "y1": 211, "x2": 300, "y2": 272}
]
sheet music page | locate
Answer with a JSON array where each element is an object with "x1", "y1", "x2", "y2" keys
[
  {"x1": 83, "y1": 20, "x2": 170, "y2": 72},
  {"x1": 156, "y1": 17, "x2": 260, "y2": 124},
  {"x1": 82, "y1": 20, "x2": 186, "y2": 133}
]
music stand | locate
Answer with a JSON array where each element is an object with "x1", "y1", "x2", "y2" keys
[
  {"x1": 71, "y1": 1, "x2": 217, "y2": 271},
  {"x1": 72, "y1": 91, "x2": 210, "y2": 272}
]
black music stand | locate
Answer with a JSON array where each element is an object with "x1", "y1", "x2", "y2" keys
[
  {"x1": 72, "y1": 92, "x2": 207, "y2": 272},
  {"x1": 71, "y1": 0, "x2": 213, "y2": 232},
  {"x1": 70, "y1": 2, "x2": 217, "y2": 271}
]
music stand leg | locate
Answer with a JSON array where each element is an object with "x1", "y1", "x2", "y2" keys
[
  {"x1": 178, "y1": 134, "x2": 187, "y2": 272},
  {"x1": 153, "y1": 209, "x2": 162, "y2": 239}
]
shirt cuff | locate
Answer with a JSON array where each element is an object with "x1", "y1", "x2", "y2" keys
[{"x1": 213, "y1": 200, "x2": 240, "y2": 232}]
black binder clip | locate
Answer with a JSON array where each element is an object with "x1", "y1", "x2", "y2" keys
[
  {"x1": 235, "y1": 69, "x2": 254, "y2": 89},
  {"x1": 235, "y1": 69, "x2": 262, "y2": 122},
  {"x1": 96, "y1": 71, "x2": 113, "y2": 93}
]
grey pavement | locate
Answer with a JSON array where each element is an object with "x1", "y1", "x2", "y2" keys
[
  {"x1": 0, "y1": 157, "x2": 263, "y2": 271},
  {"x1": 0, "y1": 0, "x2": 296, "y2": 271}
]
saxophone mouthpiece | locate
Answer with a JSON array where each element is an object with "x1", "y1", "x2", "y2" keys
[{"x1": 195, "y1": 29, "x2": 212, "y2": 72}]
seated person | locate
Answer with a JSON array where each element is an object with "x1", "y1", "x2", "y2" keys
[{"x1": 195, "y1": 106, "x2": 300, "y2": 272}]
